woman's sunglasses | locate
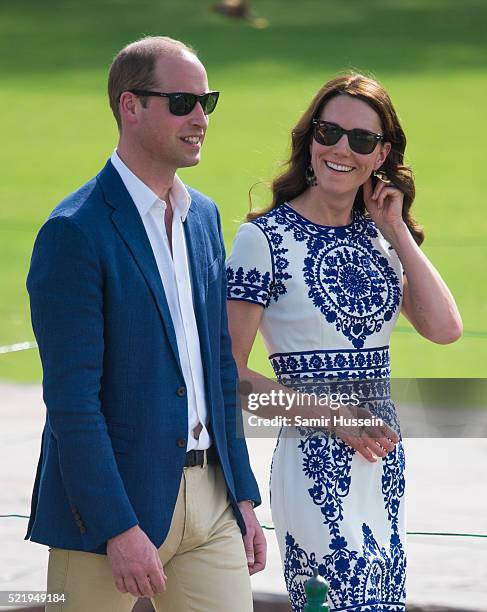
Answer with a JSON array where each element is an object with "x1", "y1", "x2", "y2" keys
[
  {"x1": 128, "y1": 90, "x2": 220, "y2": 116},
  {"x1": 312, "y1": 118, "x2": 385, "y2": 155}
]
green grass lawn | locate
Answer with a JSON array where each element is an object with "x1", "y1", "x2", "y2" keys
[{"x1": 1, "y1": 0, "x2": 486, "y2": 381}]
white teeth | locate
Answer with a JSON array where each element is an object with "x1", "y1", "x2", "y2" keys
[
  {"x1": 326, "y1": 161, "x2": 353, "y2": 172},
  {"x1": 183, "y1": 136, "x2": 200, "y2": 144}
]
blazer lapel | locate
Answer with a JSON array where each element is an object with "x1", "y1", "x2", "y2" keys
[
  {"x1": 97, "y1": 161, "x2": 182, "y2": 374},
  {"x1": 184, "y1": 205, "x2": 211, "y2": 366}
]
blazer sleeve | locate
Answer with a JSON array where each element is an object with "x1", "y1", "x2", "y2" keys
[
  {"x1": 27, "y1": 216, "x2": 139, "y2": 548},
  {"x1": 215, "y1": 212, "x2": 261, "y2": 507}
]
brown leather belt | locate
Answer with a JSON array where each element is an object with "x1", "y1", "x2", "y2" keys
[{"x1": 184, "y1": 445, "x2": 219, "y2": 467}]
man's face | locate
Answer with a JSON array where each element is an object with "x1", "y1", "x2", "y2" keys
[{"x1": 134, "y1": 52, "x2": 210, "y2": 172}]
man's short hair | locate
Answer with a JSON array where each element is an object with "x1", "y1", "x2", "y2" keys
[{"x1": 108, "y1": 36, "x2": 196, "y2": 130}]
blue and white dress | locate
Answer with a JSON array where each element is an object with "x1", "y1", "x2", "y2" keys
[{"x1": 226, "y1": 203, "x2": 406, "y2": 612}]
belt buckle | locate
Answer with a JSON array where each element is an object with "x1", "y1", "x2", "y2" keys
[
  {"x1": 185, "y1": 449, "x2": 203, "y2": 468},
  {"x1": 195, "y1": 450, "x2": 204, "y2": 467}
]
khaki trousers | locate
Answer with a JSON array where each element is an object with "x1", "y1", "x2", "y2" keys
[{"x1": 46, "y1": 463, "x2": 253, "y2": 611}]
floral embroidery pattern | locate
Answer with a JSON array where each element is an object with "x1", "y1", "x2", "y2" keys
[
  {"x1": 283, "y1": 528, "x2": 406, "y2": 612},
  {"x1": 268, "y1": 348, "x2": 401, "y2": 430},
  {"x1": 227, "y1": 204, "x2": 401, "y2": 345},
  {"x1": 300, "y1": 220, "x2": 401, "y2": 349},
  {"x1": 226, "y1": 212, "x2": 293, "y2": 306},
  {"x1": 283, "y1": 533, "x2": 317, "y2": 611},
  {"x1": 269, "y1": 347, "x2": 390, "y2": 379},
  {"x1": 283, "y1": 431, "x2": 406, "y2": 611},
  {"x1": 266, "y1": 204, "x2": 400, "y2": 348},
  {"x1": 297, "y1": 434, "x2": 354, "y2": 536},
  {"x1": 226, "y1": 265, "x2": 272, "y2": 306}
]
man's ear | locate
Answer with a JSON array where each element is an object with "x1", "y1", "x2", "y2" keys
[
  {"x1": 119, "y1": 91, "x2": 139, "y2": 126},
  {"x1": 374, "y1": 141, "x2": 392, "y2": 170}
]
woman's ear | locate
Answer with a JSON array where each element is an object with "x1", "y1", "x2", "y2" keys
[{"x1": 374, "y1": 142, "x2": 392, "y2": 170}]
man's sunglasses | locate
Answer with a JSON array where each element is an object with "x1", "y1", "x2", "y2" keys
[
  {"x1": 312, "y1": 118, "x2": 385, "y2": 155},
  {"x1": 128, "y1": 90, "x2": 220, "y2": 116}
]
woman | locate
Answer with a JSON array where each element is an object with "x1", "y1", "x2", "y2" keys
[{"x1": 226, "y1": 74, "x2": 462, "y2": 611}]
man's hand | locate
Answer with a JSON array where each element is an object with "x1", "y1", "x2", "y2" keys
[
  {"x1": 106, "y1": 525, "x2": 167, "y2": 597},
  {"x1": 238, "y1": 501, "x2": 266, "y2": 575}
]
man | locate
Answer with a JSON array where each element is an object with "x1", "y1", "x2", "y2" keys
[{"x1": 25, "y1": 36, "x2": 265, "y2": 611}]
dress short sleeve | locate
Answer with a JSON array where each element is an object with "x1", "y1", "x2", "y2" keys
[{"x1": 226, "y1": 222, "x2": 274, "y2": 308}]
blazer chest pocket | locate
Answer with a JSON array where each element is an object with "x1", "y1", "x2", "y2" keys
[
  {"x1": 207, "y1": 256, "x2": 222, "y2": 286},
  {"x1": 106, "y1": 421, "x2": 134, "y2": 455}
]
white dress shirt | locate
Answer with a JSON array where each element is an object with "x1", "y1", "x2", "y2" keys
[{"x1": 111, "y1": 150, "x2": 210, "y2": 451}]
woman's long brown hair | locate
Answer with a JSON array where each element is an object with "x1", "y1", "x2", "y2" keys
[{"x1": 248, "y1": 73, "x2": 424, "y2": 245}]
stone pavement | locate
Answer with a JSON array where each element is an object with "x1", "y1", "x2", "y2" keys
[{"x1": 1, "y1": 382, "x2": 486, "y2": 610}]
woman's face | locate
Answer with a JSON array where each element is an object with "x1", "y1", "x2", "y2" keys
[{"x1": 309, "y1": 94, "x2": 391, "y2": 198}]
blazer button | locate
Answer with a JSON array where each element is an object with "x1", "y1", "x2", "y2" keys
[
  {"x1": 177, "y1": 438, "x2": 187, "y2": 448},
  {"x1": 176, "y1": 386, "x2": 186, "y2": 397},
  {"x1": 79, "y1": 526, "x2": 87, "y2": 534}
]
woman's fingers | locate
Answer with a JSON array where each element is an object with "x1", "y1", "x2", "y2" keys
[
  {"x1": 338, "y1": 425, "x2": 399, "y2": 462},
  {"x1": 372, "y1": 180, "x2": 386, "y2": 201},
  {"x1": 363, "y1": 423, "x2": 398, "y2": 451},
  {"x1": 353, "y1": 436, "x2": 378, "y2": 462},
  {"x1": 381, "y1": 422, "x2": 400, "y2": 443}
]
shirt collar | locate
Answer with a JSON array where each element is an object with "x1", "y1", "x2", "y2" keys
[{"x1": 110, "y1": 150, "x2": 192, "y2": 221}]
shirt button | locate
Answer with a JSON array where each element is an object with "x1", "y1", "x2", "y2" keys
[
  {"x1": 176, "y1": 386, "x2": 186, "y2": 397},
  {"x1": 177, "y1": 438, "x2": 187, "y2": 448}
]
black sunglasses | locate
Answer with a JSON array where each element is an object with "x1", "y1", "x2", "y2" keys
[
  {"x1": 312, "y1": 118, "x2": 385, "y2": 155},
  {"x1": 128, "y1": 90, "x2": 220, "y2": 116}
]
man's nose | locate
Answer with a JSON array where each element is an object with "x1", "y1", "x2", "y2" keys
[{"x1": 189, "y1": 101, "x2": 209, "y2": 127}]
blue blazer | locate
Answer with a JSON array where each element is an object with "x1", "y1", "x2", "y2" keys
[{"x1": 25, "y1": 160, "x2": 260, "y2": 554}]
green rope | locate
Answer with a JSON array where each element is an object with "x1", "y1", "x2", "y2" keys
[
  {"x1": 2, "y1": 515, "x2": 487, "y2": 539},
  {"x1": 261, "y1": 524, "x2": 487, "y2": 538},
  {"x1": 407, "y1": 530, "x2": 487, "y2": 538},
  {"x1": 0, "y1": 514, "x2": 30, "y2": 518}
]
